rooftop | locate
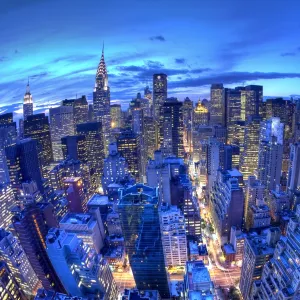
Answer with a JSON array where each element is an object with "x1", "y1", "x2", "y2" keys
[
  {"x1": 60, "y1": 213, "x2": 93, "y2": 226},
  {"x1": 87, "y1": 194, "x2": 110, "y2": 206},
  {"x1": 63, "y1": 177, "x2": 81, "y2": 183}
]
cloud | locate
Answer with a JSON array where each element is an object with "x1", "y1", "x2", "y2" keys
[
  {"x1": 149, "y1": 35, "x2": 166, "y2": 42},
  {"x1": 168, "y1": 71, "x2": 300, "y2": 88},
  {"x1": 30, "y1": 72, "x2": 49, "y2": 79},
  {"x1": 0, "y1": 56, "x2": 9, "y2": 62},
  {"x1": 175, "y1": 58, "x2": 186, "y2": 64},
  {"x1": 281, "y1": 52, "x2": 296, "y2": 57}
]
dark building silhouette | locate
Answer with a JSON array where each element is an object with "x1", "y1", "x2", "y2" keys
[{"x1": 61, "y1": 135, "x2": 86, "y2": 161}]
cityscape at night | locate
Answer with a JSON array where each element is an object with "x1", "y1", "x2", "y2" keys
[{"x1": 0, "y1": 0, "x2": 300, "y2": 299}]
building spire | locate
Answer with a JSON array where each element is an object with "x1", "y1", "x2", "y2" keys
[
  {"x1": 102, "y1": 41, "x2": 104, "y2": 55},
  {"x1": 95, "y1": 43, "x2": 108, "y2": 90},
  {"x1": 26, "y1": 77, "x2": 31, "y2": 94}
]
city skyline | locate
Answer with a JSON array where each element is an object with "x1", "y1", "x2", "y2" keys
[{"x1": 1, "y1": 0, "x2": 300, "y2": 120}]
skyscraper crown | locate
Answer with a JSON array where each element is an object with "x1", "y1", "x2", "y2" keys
[{"x1": 95, "y1": 43, "x2": 108, "y2": 90}]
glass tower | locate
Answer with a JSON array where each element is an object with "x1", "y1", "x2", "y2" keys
[{"x1": 118, "y1": 184, "x2": 170, "y2": 299}]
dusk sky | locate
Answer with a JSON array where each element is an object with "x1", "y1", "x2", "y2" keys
[{"x1": 1, "y1": 0, "x2": 300, "y2": 118}]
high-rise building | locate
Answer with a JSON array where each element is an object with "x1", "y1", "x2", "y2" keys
[
  {"x1": 194, "y1": 100, "x2": 209, "y2": 127},
  {"x1": 49, "y1": 106, "x2": 74, "y2": 161},
  {"x1": 117, "y1": 130, "x2": 141, "y2": 180},
  {"x1": 161, "y1": 98, "x2": 184, "y2": 158},
  {"x1": 46, "y1": 228, "x2": 119, "y2": 299},
  {"x1": 210, "y1": 84, "x2": 224, "y2": 125},
  {"x1": 118, "y1": 184, "x2": 170, "y2": 298},
  {"x1": 209, "y1": 169, "x2": 244, "y2": 243},
  {"x1": 251, "y1": 205, "x2": 300, "y2": 299},
  {"x1": 64, "y1": 177, "x2": 86, "y2": 213},
  {"x1": 110, "y1": 104, "x2": 122, "y2": 129},
  {"x1": 287, "y1": 143, "x2": 300, "y2": 193},
  {"x1": 59, "y1": 212, "x2": 105, "y2": 253},
  {"x1": 17, "y1": 180, "x2": 43, "y2": 207},
  {"x1": 0, "y1": 184, "x2": 15, "y2": 230},
  {"x1": 240, "y1": 116, "x2": 261, "y2": 178},
  {"x1": 292, "y1": 100, "x2": 300, "y2": 142},
  {"x1": 76, "y1": 122, "x2": 104, "y2": 187},
  {"x1": 23, "y1": 81, "x2": 33, "y2": 121},
  {"x1": 159, "y1": 205, "x2": 187, "y2": 267},
  {"x1": 0, "y1": 229, "x2": 41, "y2": 296},
  {"x1": 102, "y1": 143, "x2": 129, "y2": 192},
  {"x1": 182, "y1": 97, "x2": 193, "y2": 153},
  {"x1": 239, "y1": 228, "x2": 280, "y2": 300},
  {"x1": 24, "y1": 113, "x2": 53, "y2": 174},
  {"x1": 0, "y1": 261, "x2": 27, "y2": 300},
  {"x1": 62, "y1": 96, "x2": 89, "y2": 126},
  {"x1": 183, "y1": 261, "x2": 215, "y2": 300},
  {"x1": 0, "y1": 113, "x2": 17, "y2": 183},
  {"x1": 93, "y1": 47, "x2": 111, "y2": 154},
  {"x1": 153, "y1": 74, "x2": 167, "y2": 121},
  {"x1": 144, "y1": 116, "x2": 156, "y2": 159},
  {"x1": 5, "y1": 138, "x2": 44, "y2": 195},
  {"x1": 61, "y1": 135, "x2": 86, "y2": 161},
  {"x1": 244, "y1": 85, "x2": 263, "y2": 119},
  {"x1": 12, "y1": 205, "x2": 65, "y2": 292}
]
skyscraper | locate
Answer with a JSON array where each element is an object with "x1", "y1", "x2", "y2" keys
[
  {"x1": 64, "y1": 177, "x2": 87, "y2": 213},
  {"x1": 46, "y1": 228, "x2": 119, "y2": 299},
  {"x1": 23, "y1": 80, "x2": 33, "y2": 121},
  {"x1": 49, "y1": 106, "x2": 74, "y2": 161},
  {"x1": 0, "y1": 184, "x2": 15, "y2": 230},
  {"x1": 287, "y1": 142, "x2": 300, "y2": 193},
  {"x1": 194, "y1": 100, "x2": 209, "y2": 127},
  {"x1": 61, "y1": 135, "x2": 86, "y2": 161},
  {"x1": 93, "y1": 47, "x2": 111, "y2": 154},
  {"x1": 244, "y1": 85, "x2": 263, "y2": 119},
  {"x1": 12, "y1": 205, "x2": 65, "y2": 292},
  {"x1": 110, "y1": 104, "x2": 122, "y2": 129},
  {"x1": 117, "y1": 130, "x2": 141, "y2": 180},
  {"x1": 161, "y1": 98, "x2": 184, "y2": 158},
  {"x1": 118, "y1": 184, "x2": 170, "y2": 298},
  {"x1": 153, "y1": 74, "x2": 167, "y2": 121},
  {"x1": 5, "y1": 138, "x2": 44, "y2": 195},
  {"x1": 0, "y1": 229, "x2": 41, "y2": 297},
  {"x1": 24, "y1": 113, "x2": 53, "y2": 174},
  {"x1": 210, "y1": 84, "x2": 224, "y2": 125},
  {"x1": 62, "y1": 96, "x2": 89, "y2": 126}
]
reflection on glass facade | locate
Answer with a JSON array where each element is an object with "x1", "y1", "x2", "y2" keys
[{"x1": 118, "y1": 184, "x2": 170, "y2": 299}]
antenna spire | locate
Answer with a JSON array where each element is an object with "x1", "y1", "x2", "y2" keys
[{"x1": 102, "y1": 41, "x2": 104, "y2": 55}]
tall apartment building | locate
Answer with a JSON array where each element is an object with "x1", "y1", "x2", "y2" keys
[
  {"x1": 0, "y1": 229, "x2": 41, "y2": 296},
  {"x1": 159, "y1": 205, "x2": 187, "y2": 267},
  {"x1": 239, "y1": 228, "x2": 280, "y2": 300},
  {"x1": 46, "y1": 229, "x2": 119, "y2": 299}
]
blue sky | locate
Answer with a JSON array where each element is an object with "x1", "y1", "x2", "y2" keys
[{"x1": 0, "y1": 0, "x2": 300, "y2": 118}]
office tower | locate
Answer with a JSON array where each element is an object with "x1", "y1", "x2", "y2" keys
[
  {"x1": 257, "y1": 117, "x2": 284, "y2": 191},
  {"x1": 61, "y1": 135, "x2": 86, "y2": 161},
  {"x1": 77, "y1": 122, "x2": 104, "y2": 186},
  {"x1": 244, "y1": 85, "x2": 263, "y2": 119},
  {"x1": 5, "y1": 139, "x2": 44, "y2": 195},
  {"x1": 144, "y1": 85, "x2": 153, "y2": 106},
  {"x1": 247, "y1": 203, "x2": 271, "y2": 230},
  {"x1": 23, "y1": 81, "x2": 33, "y2": 120},
  {"x1": 153, "y1": 74, "x2": 167, "y2": 121},
  {"x1": 118, "y1": 184, "x2": 170, "y2": 298},
  {"x1": 265, "y1": 98, "x2": 295, "y2": 172},
  {"x1": 93, "y1": 47, "x2": 111, "y2": 154},
  {"x1": 184, "y1": 261, "x2": 215, "y2": 299},
  {"x1": 266, "y1": 186, "x2": 290, "y2": 222},
  {"x1": 161, "y1": 98, "x2": 184, "y2": 158},
  {"x1": 194, "y1": 99, "x2": 209, "y2": 127},
  {"x1": 12, "y1": 205, "x2": 65, "y2": 292},
  {"x1": 62, "y1": 96, "x2": 89, "y2": 126},
  {"x1": 131, "y1": 92, "x2": 152, "y2": 118},
  {"x1": 110, "y1": 104, "x2": 122, "y2": 129},
  {"x1": 244, "y1": 177, "x2": 265, "y2": 230},
  {"x1": 24, "y1": 113, "x2": 53, "y2": 173},
  {"x1": 144, "y1": 116, "x2": 156, "y2": 159},
  {"x1": 64, "y1": 177, "x2": 87, "y2": 213},
  {"x1": 207, "y1": 138, "x2": 222, "y2": 192},
  {"x1": 0, "y1": 184, "x2": 15, "y2": 230},
  {"x1": 46, "y1": 229, "x2": 118, "y2": 299},
  {"x1": 240, "y1": 116, "x2": 261, "y2": 178},
  {"x1": 88, "y1": 103, "x2": 94, "y2": 121},
  {"x1": 209, "y1": 169, "x2": 244, "y2": 243},
  {"x1": 49, "y1": 106, "x2": 74, "y2": 161},
  {"x1": 239, "y1": 228, "x2": 280, "y2": 300},
  {"x1": 0, "y1": 261, "x2": 27, "y2": 299},
  {"x1": 117, "y1": 130, "x2": 141, "y2": 180},
  {"x1": 102, "y1": 143, "x2": 129, "y2": 192},
  {"x1": 59, "y1": 212, "x2": 104, "y2": 253},
  {"x1": 182, "y1": 97, "x2": 193, "y2": 153},
  {"x1": 131, "y1": 98, "x2": 144, "y2": 135},
  {"x1": 159, "y1": 205, "x2": 187, "y2": 267},
  {"x1": 192, "y1": 126, "x2": 214, "y2": 163},
  {"x1": 210, "y1": 84, "x2": 224, "y2": 125},
  {"x1": 0, "y1": 113, "x2": 17, "y2": 183},
  {"x1": 287, "y1": 143, "x2": 300, "y2": 193},
  {"x1": 292, "y1": 100, "x2": 300, "y2": 142},
  {"x1": 0, "y1": 229, "x2": 41, "y2": 296},
  {"x1": 227, "y1": 120, "x2": 245, "y2": 150},
  {"x1": 251, "y1": 205, "x2": 300, "y2": 299}
]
